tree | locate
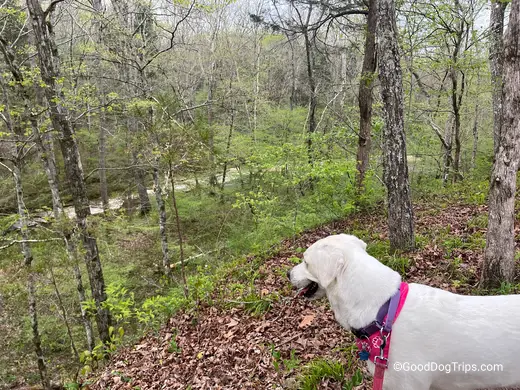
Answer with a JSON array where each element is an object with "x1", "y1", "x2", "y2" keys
[
  {"x1": 377, "y1": 0, "x2": 415, "y2": 250},
  {"x1": 481, "y1": 0, "x2": 520, "y2": 288},
  {"x1": 0, "y1": 73, "x2": 50, "y2": 390},
  {"x1": 0, "y1": 7, "x2": 94, "y2": 350},
  {"x1": 356, "y1": 0, "x2": 377, "y2": 191},
  {"x1": 25, "y1": 0, "x2": 112, "y2": 344},
  {"x1": 258, "y1": 1, "x2": 325, "y2": 163},
  {"x1": 401, "y1": 0, "x2": 485, "y2": 183},
  {"x1": 489, "y1": 0, "x2": 508, "y2": 155}
]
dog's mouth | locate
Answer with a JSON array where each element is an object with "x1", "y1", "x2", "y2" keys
[{"x1": 296, "y1": 281, "x2": 319, "y2": 298}]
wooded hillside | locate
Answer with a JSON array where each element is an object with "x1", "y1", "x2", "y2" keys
[{"x1": 0, "y1": 0, "x2": 518, "y2": 388}]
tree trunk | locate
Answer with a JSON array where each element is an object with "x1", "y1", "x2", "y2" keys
[
  {"x1": 99, "y1": 108, "x2": 109, "y2": 211},
  {"x1": 489, "y1": 0, "x2": 508, "y2": 156},
  {"x1": 207, "y1": 29, "x2": 218, "y2": 191},
  {"x1": 356, "y1": 0, "x2": 377, "y2": 192},
  {"x1": 377, "y1": 0, "x2": 415, "y2": 251},
  {"x1": 221, "y1": 78, "x2": 235, "y2": 194},
  {"x1": 0, "y1": 37, "x2": 64, "y2": 219},
  {"x1": 168, "y1": 164, "x2": 188, "y2": 297},
  {"x1": 482, "y1": 0, "x2": 520, "y2": 288},
  {"x1": 253, "y1": 29, "x2": 261, "y2": 139},
  {"x1": 92, "y1": 0, "x2": 109, "y2": 212},
  {"x1": 442, "y1": 117, "x2": 454, "y2": 185},
  {"x1": 153, "y1": 165, "x2": 172, "y2": 279},
  {"x1": 49, "y1": 266, "x2": 79, "y2": 361},
  {"x1": 221, "y1": 112, "x2": 234, "y2": 193},
  {"x1": 471, "y1": 92, "x2": 480, "y2": 170},
  {"x1": 303, "y1": 28, "x2": 317, "y2": 164},
  {"x1": 132, "y1": 148, "x2": 152, "y2": 215},
  {"x1": 12, "y1": 164, "x2": 50, "y2": 389},
  {"x1": 288, "y1": 35, "x2": 297, "y2": 111},
  {"x1": 25, "y1": 0, "x2": 112, "y2": 344},
  {"x1": 449, "y1": 9, "x2": 465, "y2": 182},
  {"x1": 0, "y1": 66, "x2": 50, "y2": 387},
  {"x1": 27, "y1": 271, "x2": 50, "y2": 389},
  {"x1": 36, "y1": 129, "x2": 63, "y2": 219},
  {"x1": 66, "y1": 236, "x2": 95, "y2": 352}
]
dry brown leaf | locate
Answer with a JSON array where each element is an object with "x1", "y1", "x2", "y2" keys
[
  {"x1": 298, "y1": 314, "x2": 315, "y2": 328},
  {"x1": 227, "y1": 318, "x2": 239, "y2": 327}
]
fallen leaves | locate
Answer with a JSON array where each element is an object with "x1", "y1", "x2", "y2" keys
[
  {"x1": 88, "y1": 203, "x2": 499, "y2": 390},
  {"x1": 299, "y1": 314, "x2": 315, "y2": 328}
]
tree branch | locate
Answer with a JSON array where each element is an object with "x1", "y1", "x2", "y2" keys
[
  {"x1": 44, "y1": 0, "x2": 66, "y2": 19},
  {"x1": 0, "y1": 238, "x2": 62, "y2": 251}
]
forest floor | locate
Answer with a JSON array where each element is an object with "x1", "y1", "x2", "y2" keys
[{"x1": 85, "y1": 201, "x2": 520, "y2": 390}]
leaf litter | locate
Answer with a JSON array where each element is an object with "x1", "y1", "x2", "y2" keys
[{"x1": 88, "y1": 204, "x2": 520, "y2": 390}]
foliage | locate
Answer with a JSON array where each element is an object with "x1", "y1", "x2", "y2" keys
[
  {"x1": 270, "y1": 346, "x2": 300, "y2": 373},
  {"x1": 297, "y1": 358, "x2": 363, "y2": 390},
  {"x1": 79, "y1": 326, "x2": 125, "y2": 375}
]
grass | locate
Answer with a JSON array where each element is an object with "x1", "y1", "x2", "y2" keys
[{"x1": 296, "y1": 357, "x2": 363, "y2": 390}]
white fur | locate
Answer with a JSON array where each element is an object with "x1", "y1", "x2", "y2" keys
[{"x1": 288, "y1": 234, "x2": 520, "y2": 390}]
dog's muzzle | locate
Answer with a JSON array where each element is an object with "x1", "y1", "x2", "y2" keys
[
  {"x1": 288, "y1": 266, "x2": 321, "y2": 299},
  {"x1": 296, "y1": 281, "x2": 319, "y2": 298}
]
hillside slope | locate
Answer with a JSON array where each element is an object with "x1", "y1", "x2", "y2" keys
[{"x1": 87, "y1": 204, "x2": 519, "y2": 390}]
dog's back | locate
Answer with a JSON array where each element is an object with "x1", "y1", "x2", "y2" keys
[{"x1": 388, "y1": 283, "x2": 520, "y2": 390}]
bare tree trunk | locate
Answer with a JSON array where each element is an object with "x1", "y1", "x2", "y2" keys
[
  {"x1": 132, "y1": 148, "x2": 152, "y2": 215},
  {"x1": 471, "y1": 80, "x2": 480, "y2": 170},
  {"x1": 168, "y1": 163, "x2": 188, "y2": 297},
  {"x1": 489, "y1": 0, "x2": 508, "y2": 155},
  {"x1": 91, "y1": 0, "x2": 109, "y2": 212},
  {"x1": 36, "y1": 130, "x2": 63, "y2": 218},
  {"x1": 11, "y1": 163, "x2": 50, "y2": 389},
  {"x1": 303, "y1": 27, "x2": 317, "y2": 163},
  {"x1": 356, "y1": 0, "x2": 377, "y2": 192},
  {"x1": 339, "y1": 32, "x2": 349, "y2": 109},
  {"x1": 0, "y1": 37, "x2": 64, "y2": 219},
  {"x1": 288, "y1": 35, "x2": 297, "y2": 111},
  {"x1": 449, "y1": 6, "x2": 465, "y2": 182},
  {"x1": 253, "y1": 29, "x2": 261, "y2": 139},
  {"x1": 49, "y1": 266, "x2": 79, "y2": 361},
  {"x1": 207, "y1": 29, "x2": 218, "y2": 191},
  {"x1": 25, "y1": 0, "x2": 112, "y2": 344},
  {"x1": 27, "y1": 271, "x2": 50, "y2": 389},
  {"x1": 66, "y1": 236, "x2": 95, "y2": 352},
  {"x1": 99, "y1": 109, "x2": 109, "y2": 211},
  {"x1": 377, "y1": 0, "x2": 415, "y2": 251},
  {"x1": 153, "y1": 165, "x2": 172, "y2": 279},
  {"x1": 482, "y1": 0, "x2": 520, "y2": 288},
  {"x1": 442, "y1": 117, "x2": 454, "y2": 185},
  {"x1": 221, "y1": 77, "x2": 235, "y2": 194}
]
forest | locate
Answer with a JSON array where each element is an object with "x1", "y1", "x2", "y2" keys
[{"x1": 0, "y1": 0, "x2": 519, "y2": 388}]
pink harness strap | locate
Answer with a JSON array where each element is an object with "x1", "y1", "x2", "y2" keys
[{"x1": 355, "y1": 282, "x2": 409, "y2": 390}]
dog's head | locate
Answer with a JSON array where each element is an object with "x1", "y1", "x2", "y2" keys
[{"x1": 287, "y1": 234, "x2": 367, "y2": 299}]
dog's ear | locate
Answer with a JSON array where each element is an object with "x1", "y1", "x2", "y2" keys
[
  {"x1": 341, "y1": 234, "x2": 367, "y2": 251},
  {"x1": 305, "y1": 248, "x2": 345, "y2": 288},
  {"x1": 355, "y1": 237, "x2": 367, "y2": 251}
]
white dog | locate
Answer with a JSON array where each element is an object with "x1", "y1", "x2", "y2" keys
[{"x1": 288, "y1": 234, "x2": 520, "y2": 390}]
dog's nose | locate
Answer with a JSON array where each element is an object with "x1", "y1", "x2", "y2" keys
[{"x1": 286, "y1": 270, "x2": 291, "y2": 280}]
